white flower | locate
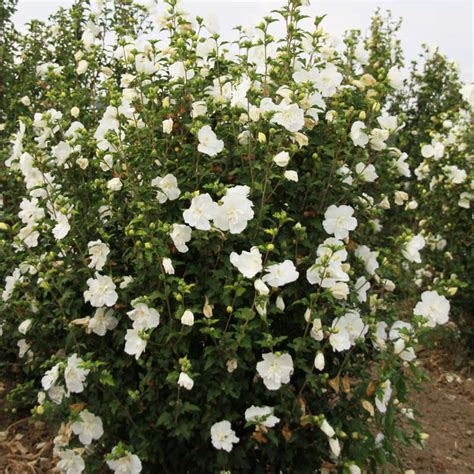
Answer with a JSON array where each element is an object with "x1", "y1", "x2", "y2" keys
[
  {"x1": 355, "y1": 276, "x2": 370, "y2": 303},
  {"x1": 355, "y1": 245, "x2": 379, "y2": 275},
  {"x1": 377, "y1": 114, "x2": 398, "y2": 132},
  {"x1": 323, "y1": 205, "x2": 357, "y2": 240},
  {"x1": 2, "y1": 268, "x2": 22, "y2": 302},
  {"x1": 197, "y1": 125, "x2": 224, "y2": 156},
  {"x1": 124, "y1": 329, "x2": 147, "y2": 360},
  {"x1": 213, "y1": 185, "x2": 255, "y2": 234},
  {"x1": 355, "y1": 163, "x2": 378, "y2": 182},
  {"x1": 230, "y1": 247, "x2": 262, "y2": 278},
  {"x1": 320, "y1": 419, "x2": 335, "y2": 438},
  {"x1": 443, "y1": 165, "x2": 467, "y2": 184},
  {"x1": 413, "y1": 290, "x2": 450, "y2": 327},
  {"x1": 373, "y1": 321, "x2": 388, "y2": 350},
  {"x1": 77, "y1": 156, "x2": 89, "y2": 168},
  {"x1": 306, "y1": 238, "x2": 349, "y2": 288},
  {"x1": 354, "y1": 43, "x2": 369, "y2": 65},
  {"x1": 41, "y1": 363, "x2": 61, "y2": 391},
  {"x1": 52, "y1": 141, "x2": 72, "y2": 165},
  {"x1": 313, "y1": 63, "x2": 343, "y2": 97},
  {"x1": 329, "y1": 321, "x2": 351, "y2": 352},
  {"x1": 18, "y1": 339, "x2": 31, "y2": 358},
  {"x1": 245, "y1": 406, "x2": 280, "y2": 428},
  {"x1": 271, "y1": 102, "x2": 305, "y2": 133},
  {"x1": 135, "y1": 54, "x2": 158, "y2": 75},
  {"x1": 330, "y1": 281, "x2": 350, "y2": 300},
  {"x1": 87, "y1": 240, "x2": 110, "y2": 271},
  {"x1": 107, "y1": 177, "x2": 123, "y2": 191},
  {"x1": 421, "y1": 142, "x2": 444, "y2": 160},
  {"x1": 18, "y1": 319, "x2": 32, "y2": 335},
  {"x1": 183, "y1": 193, "x2": 218, "y2": 230},
  {"x1": 210, "y1": 420, "x2": 239, "y2": 452},
  {"x1": 127, "y1": 301, "x2": 160, "y2": 330},
  {"x1": 88, "y1": 307, "x2": 118, "y2": 336},
  {"x1": 19, "y1": 197, "x2": 45, "y2": 225},
  {"x1": 370, "y1": 128, "x2": 389, "y2": 151},
  {"x1": 65, "y1": 354, "x2": 90, "y2": 393},
  {"x1": 191, "y1": 100, "x2": 207, "y2": 118},
  {"x1": 53, "y1": 212, "x2": 71, "y2": 240},
  {"x1": 107, "y1": 449, "x2": 142, "y2": 474},
  {"x1": 162, "y1": 118, "x2": 173, "y2": 134},
  {"x1": 254, "y1": 278, "x2": 270, "y2": 295},
  {"x1": 387, "y1": 66, "x2": 406, "y2": 89},
  {"x1": 310, "y1": 318, "x2": 324, "y2": 340},
  {"x1": 273, "y1": 151, "x2": 290, "y2": 167},
  {"x1": 19, "y1": 225, "x2": 39, "y2": 247},
  {"x1": 276, "y1": 295, "x2": 285, "y2": 311},
  {"x1": 256, "y1": 299, "x2": 268, "y2": 317},
  {"x1": 459, "y1": 192, "x2": 472, "y2": 209},
  {"x1": 181, "y1": 309, "x2": 194, "y2": 326},
  {"x1": 151, "y1": 174, "x2": 181, "y2": 203},
  {"x1": 48, "y1": 385, "x2": 66, "y2": 404},
  {"x1": 162, "y1": 257, "x2": 174, "y2": 275},
  {"x1": 329, "y1": 437, "x2": 341, "y2": 457},
  {"x1": 197, "y1": 38, "x2": 216, "y2": 58},
  {"x1": 262, "y1": 260, "x2": 299, "y2": 288},
  {"x1": 169, "y1": 61, "x2": 194, "y2": 81},
  {"x1": 314, "y1": 352, "x2": 325, "y2": 370},
  {"x1": 71, "y1": 410, "x2": 104, "y2": 445},
  {"x1": 395, "y1": 153, "x2": 411, "y2": 177},
  {"x1": 341, "y1": 310, "x2": 368, "y2": 342},
  {"x1": 375, "y1": 380, "x2": 392, "y2": 413},
  {"x1": 177, "y1": 372, "x2": 194, "y2": 390},
  {"x1": 394, "y1": 190, "x2": 409, "y2": 205},
  {"x1": 57, "y1": 449, "x2": 85, "y2": 474},
  {"x1": 76, "y1": 59, "x2": 88, "y2": 75},
  {"x1": 350, "y1": 121, "x2": 369, "y2": 147},
  {"x1": 256, "y1": 352, "x2": 294, "y2": 390},
  {"x1": 170, "y1": 224, "x2": 192, "y2": 252},
  {"x1": 20, "y1": 95, "x2": 31, "y2": 106},
  {"x1": 402, "y1": 234, "x2": 426, "y2": 263},
  {"x1": 284, "y1": 170, "x2": 299, "y2": 182},
  {"x1": 389, "y1": 321, "x2": 416, "y2": 362},
  {"x1": 84, "y1": 274, "x2": 118, "y2": 307},
  {"x1": 382, "y1": 279, "x2": 396, "y2": 291},
  {"x1": 330, "y1": 310, "x2": 367, "y2": 352},
  {"x1": 226, "y1": 359, "x2": 238, "y2": 373},
  {"x1": 120, "y1": 276, "x2": 134, "y2": 289}
]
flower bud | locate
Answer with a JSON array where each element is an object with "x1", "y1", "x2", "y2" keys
[{"x1": 314, "y1": 352, "x2": 325, "y2": 370}]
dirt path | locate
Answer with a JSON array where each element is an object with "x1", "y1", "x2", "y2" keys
[{"x1": 398, "y1": 351, "x2": 474, "y2": 473}]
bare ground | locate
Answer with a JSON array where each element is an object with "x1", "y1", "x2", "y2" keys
[{"x1": 397, "y1": 350, "x2": 474, "y2": 473}]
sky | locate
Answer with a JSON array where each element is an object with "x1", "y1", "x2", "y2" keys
[{"x1": 12, "y1": 0, "x2": 473, "y2": 81}]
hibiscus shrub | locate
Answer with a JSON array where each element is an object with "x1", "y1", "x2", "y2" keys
[
  {"x1": 0, "y1": 1, "x2": 471, "y2": 472},
  {"x1": 390, "y1": 46, "x2": 474, "y2": 355}
]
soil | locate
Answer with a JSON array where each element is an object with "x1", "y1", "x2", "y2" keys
[
  {"x1": 396, "y1": 350, "x2": 474, "y2": 473},
  {"x1": 0, "y1": 379, "x2": 55, "y2": 473},
  {"x1": 0, "y1": 350, "x2": 472, "y2": 473}
]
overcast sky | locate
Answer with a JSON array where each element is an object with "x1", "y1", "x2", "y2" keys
[{"x1": 13, "y1": 0, "x2": 473, "y2": 81}]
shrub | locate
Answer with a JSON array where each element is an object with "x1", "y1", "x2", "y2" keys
[{"x1": 0, "y1": 1, "x2": 471, "y2": 472}]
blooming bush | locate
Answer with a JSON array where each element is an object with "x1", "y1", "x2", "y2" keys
[
  {"x1": 0, "y1": 0, "x2": 471, "y2": 472},
  {"x1": 390, "y1": 45, "x2": 474, "y2": 353}
]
